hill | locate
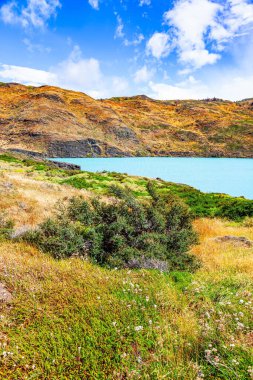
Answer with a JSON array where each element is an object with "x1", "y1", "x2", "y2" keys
[{"x1": 0, "y1": 82, "x2": 253, "y2": 157}]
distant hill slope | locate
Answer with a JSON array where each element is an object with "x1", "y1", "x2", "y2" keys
[{"x1": 0, "y1": 82, "x2": 253, "y2": 157}]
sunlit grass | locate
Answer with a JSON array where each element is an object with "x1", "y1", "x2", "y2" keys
[
  {"x1": 0, "y1": 156, "x2": 253, "y2": 379},
  {"x1": 0, "y1": 217, "x2": 252, "y2": 379}
]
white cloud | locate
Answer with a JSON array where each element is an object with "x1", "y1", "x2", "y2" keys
[
  {"x1": 148, "y1": 76, "x2": 208, "y2": 100},
  {"x1": 53, "y1": 45, "x2": 102, "y2": 90},
  {"x1": 114, "y1": 14, "x2": 124, "y2": 39},
  {"x1": 88, "y1": 0, "x2": 99, "y2": 10},
  {"x1": 163, "y1": 0, "x2": 253, "y2": 70},
  {"x1": 146, "y1": 32, "x2": 170, "y2": 59},
  {"x1": 0, "y1": 0, "x2": 61, "y2": 28},
  {"x1": 139, "y1": 0, "x2": 151, "y2": 6},
  {"x1": 164, "y1": 0, "x2": 222, "y2": 69},
  {"x1": 124, "y1": 33, "x2": 144, "y2": 46},
  {"x1": 0, "y1": 45, "x2": 129, "y2": 99},
  {"x1": 0, "y1": 63, "x2": 57, "y2": 86},
  {"x1": 148, "y1": 68, "x2": 253, "y2": 101},
  {"x1": 180, "y1": 49, "x2": 220, "y2": 68},
  {"x1": 134, "y1": 65, "x2": 154, "y2": 83}
]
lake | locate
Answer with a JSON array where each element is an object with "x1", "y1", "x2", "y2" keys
[{"x1": 51, "y1": 157, "x2": 253, "y2": 199}]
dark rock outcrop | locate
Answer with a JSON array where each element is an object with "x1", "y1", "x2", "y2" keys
[
  {"x1": 50, "y1": 160, "x2": 81, "y2": 170},
  {"x1": 48, "y1": 139, "x2": 102, "y2": 157}
]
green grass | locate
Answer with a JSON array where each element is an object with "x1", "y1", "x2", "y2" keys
[
  {"x1": 0, "y1": 241, "x2": 252, "y2": 380},
  {"x1": 0, "y1": 152, "x2": 253, "y2": 379},
  {"x1": 61, "y1": 173, "x2": 253, "y2": 221},
  {"x1": 1, "y1": 153, "x2": 253, "y2": 221}
]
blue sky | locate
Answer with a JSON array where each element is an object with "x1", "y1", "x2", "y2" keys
[{"x1": 0, "y1": 0, "x2": 253, "y2": 100}]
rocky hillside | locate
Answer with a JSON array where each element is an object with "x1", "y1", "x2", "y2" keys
[{"x1": 0, "y1": 82, "x2": 253, "y2": 157}]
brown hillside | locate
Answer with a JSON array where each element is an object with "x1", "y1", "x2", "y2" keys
[{"x1": 0, "y1": 82, "x2": 253, "y2": 157}]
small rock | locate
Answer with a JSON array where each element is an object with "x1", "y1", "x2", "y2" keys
[
  {"x1": 214, "y1": 235, "x2": 253, "y2": 248},
  {"x1": 11, "y1": 225, "x2": 32, "y2": 239},
  {"x1": 0, "y1": 283, "x2": 12, "y2": 303}
]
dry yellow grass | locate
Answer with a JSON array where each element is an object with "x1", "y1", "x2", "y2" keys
[
  {"x1": 0, "y1": 83, "x2": 253, "y2": 157},
  {"x1": 0, "y1": 160, "x2": 252, "y2": 379},
  {"x1": 0, "y1": 217, "x2": 252, "y2": 379},
  {"x1": 192, "y1": 218, "x2": 253, "y2": 277},
  {"x1": 0, "y1": 163, "x2": 87, "y2": 226}
]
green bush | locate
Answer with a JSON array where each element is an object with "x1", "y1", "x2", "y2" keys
[
  {"x1": 0, "y1": 214, "x2": 14, "y2": 241},
  {"x1": 23, "y1": 183, "x2": 199, "y2": 271}
]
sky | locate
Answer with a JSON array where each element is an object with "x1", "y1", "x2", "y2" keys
[{"x1": 0, "y1": 0, "x2": 253, "y2": 100}]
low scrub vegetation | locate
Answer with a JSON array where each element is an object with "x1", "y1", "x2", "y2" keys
[
  {"x1": 0, "y1": 154, "x2": 253, "y2": 379},
  {"x1": 23, "y1": 184, "x2": 199, "y2": 272},
  {"x1": 0, "y1": 214, "x2": 14, "y2": 241},
  {"x1": 1, "y1": 153, "x2": 253, "y2": 221},
  {"x1": 0, "y1": 218, "x2": 252, "y2": 379}
]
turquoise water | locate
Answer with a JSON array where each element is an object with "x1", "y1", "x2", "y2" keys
[{"x1": 52, "y1": 157, "x2": 253, "y2": 199}]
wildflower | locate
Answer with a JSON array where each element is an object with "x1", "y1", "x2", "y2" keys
[
  {"x1": 248, "y1": 367, "x2": 253, "y2": 376},
  {"x1": 213, "y1": 356, "x2": 220, "y2": 365},
  {"x1": 239, "y1": 299, "x2": 244, "y2": 304},
  {"x1": 137, "y1": 356, "x2": 142, "y2": 363},
  {"x1": 112, "y1": 321, "x2": 117, "y2": 327},
  {"x1": 134, "y1": 326, "x2": 143, "y2": 332},
  {"x1": 205, "y1": 349, "x2": 211, "y2": 356}
]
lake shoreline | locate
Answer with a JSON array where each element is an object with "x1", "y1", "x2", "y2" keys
[{"x1": 49, "y1": 156, "x2": 253, "y2": 199}]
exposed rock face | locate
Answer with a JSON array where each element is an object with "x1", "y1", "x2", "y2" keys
[
  {"x1": 50, "y1": 160, "x2": 81, "y2": 170},
  {"x1": 48, "y1": 139, "x2": 102, "y2": 157},
  {"x1": 0, "y1": 82, "x2": 253, "y2": 157},
  {"x1": 47, "y1": 139, "x2": 128, "y2": 157}
]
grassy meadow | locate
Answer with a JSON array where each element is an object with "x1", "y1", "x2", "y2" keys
[{"x1": 0, "y1": 154, "x2": 253, "y2": 379}]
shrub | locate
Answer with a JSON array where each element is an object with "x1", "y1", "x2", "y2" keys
[
  {"x1": 23, "y1": 183, "x2": 199, "y2": 271},
  {"x1": 24, "y1": 219, "x2": 87, "y2": 260},
  {"x1": 0, "y1": 214, "x2": 14, "y2": 241}
]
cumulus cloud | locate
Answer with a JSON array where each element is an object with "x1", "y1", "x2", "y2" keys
[
  {"x1": 88, "y1": 0, "x2": 99, "y2": 10},
  {"x1": 0, "y1": 45, "x2": 129, "y2": 98},
  {"x1": 0, "y1": 63, "x2": 57, "y2": 86},
  {"x1": 146, "y1": 32, "x2": 170, "y2": 59},
  {"x1": 134, "y1": 65, "x2": 155, "y2": 83},
  {"x1": 148, "y1": 68, "x2": 253, "y2": 101},
  {"x1": 0, "y1": 0, "x2": 61, "y2": 28},
  {"x1": 53, "y1": 45, "x2": 102, "y2": 90},
  {"x1": 163, "y1": 0, "x2": 253, "y2": 70},
  {"x1": 148, "y1": 76, "x2": 208, "y2": 100}
]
